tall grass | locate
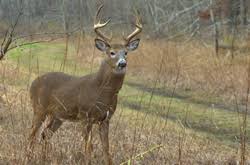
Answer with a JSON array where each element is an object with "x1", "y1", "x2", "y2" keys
[{"x1": 0, "y1": 36, "x2": 249, "y2": 164}]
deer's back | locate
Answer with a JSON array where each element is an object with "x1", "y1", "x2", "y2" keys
[{"x1": 30, "y1": 72, "x2": 77, "y2": 109}]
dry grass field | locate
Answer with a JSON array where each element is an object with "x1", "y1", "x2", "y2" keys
[{"x1": 0, "y1": 36, "x2": 249, "y2": 164}]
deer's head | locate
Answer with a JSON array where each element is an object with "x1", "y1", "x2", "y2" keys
[{"x1": 94, "y1": 5, "x2": 142, "y2": 75}]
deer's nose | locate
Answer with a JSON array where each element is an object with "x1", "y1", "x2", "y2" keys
[{"x1": 118, "y1": 60, "x2": 127, "y2": 68}]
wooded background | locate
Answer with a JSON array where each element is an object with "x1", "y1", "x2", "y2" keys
[{"x1": 0, "y1": 0, "x2": 249, "y2": 39}]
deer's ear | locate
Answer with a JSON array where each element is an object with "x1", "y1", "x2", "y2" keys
[
  {"x1": 95, "y1": 39, "x2": 110, "y2": 52},
  {"x1": 127, "y1": 39, "x2": 140, "y2": 51}
]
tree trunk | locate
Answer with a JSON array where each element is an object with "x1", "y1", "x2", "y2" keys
[
  {"x1": 240, "y1": 0, "x2": 248, "y2": 25},
  {"x1": 61, "y1": 0, "x2": 69, "y2": 71}
]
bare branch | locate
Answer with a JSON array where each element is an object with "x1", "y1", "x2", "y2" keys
[
  {"x1": 0, "y1": 1, "x2": 23, "y2": 60},
  {"x1": 7, "y1": 37, "x2": 62, "y2": 52}
]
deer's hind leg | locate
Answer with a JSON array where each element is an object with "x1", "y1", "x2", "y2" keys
[
  {"x1": 28, "y1": 108, "x2": 47, "y2": 150},
  {"x1": 42, "y1": 118, "x2": 63, "y2": 140},
  {"x1": 82, "y1": 122, "x2": 93, "y2": 165},
  {"x1": 26, "y1": 105, "x2": 48, "y2": 162}
]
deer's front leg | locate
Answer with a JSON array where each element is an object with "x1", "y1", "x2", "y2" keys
[
  {"x1": 83, "y1": 123, "x2": 93, "y2": 165},
  {"x1": 99, "y1": 121, "x2": 113, "y2": 165}
]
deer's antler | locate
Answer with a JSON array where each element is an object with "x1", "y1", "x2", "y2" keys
[
  {"x1": 94, "y1": 5, "x2": 111, "y2": 42},
  {"x1": 124, "y1": 10, "x2": 142, "y2": 45}
]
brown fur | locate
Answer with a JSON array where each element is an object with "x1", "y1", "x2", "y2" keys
[
  {"x1": 28, "y1": 57, "x2": 125, "y2": 165},
  {"x1": 28, "y1": 5, "x2": 142, "y2": 164}
]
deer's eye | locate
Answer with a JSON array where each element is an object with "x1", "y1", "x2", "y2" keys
[
  {"x1": 124, "y1": 52, "x2": 128, "y2": 56},
  {"x1": 110, "y1": 52, "x2": 116, "y2": 57}
]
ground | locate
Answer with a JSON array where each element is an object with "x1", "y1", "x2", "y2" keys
[{"x1": 0, "y1": 38, "x2": 249, "y2": 164}]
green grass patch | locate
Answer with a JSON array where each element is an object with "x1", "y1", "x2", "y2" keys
[
  {"x1": 6, "y1": 42, "x2": 93, "y2": 76},
  {"x1": 119, "y1": 81, "x2": 249, "y2": 148}
]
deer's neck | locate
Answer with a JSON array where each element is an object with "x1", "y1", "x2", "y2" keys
[{"x1": 95, "y1": 59, "x2": 125, "y2": 93}]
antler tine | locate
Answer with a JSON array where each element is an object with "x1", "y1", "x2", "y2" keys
[
  {"x1": 124, "y1": 10, "x2": 142, "y2": 44},
  {"x1": 94, "y1": 4, "x2": 111, "y2": 42}
]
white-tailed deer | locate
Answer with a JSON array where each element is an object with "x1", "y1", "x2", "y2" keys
[{"x1": 28, "y1": 5, "x2": 142, "y2": 165}]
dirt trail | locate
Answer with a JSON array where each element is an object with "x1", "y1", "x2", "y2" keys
[{"x1": 125, "y1": 81, "x2": 248, "y2": 114}]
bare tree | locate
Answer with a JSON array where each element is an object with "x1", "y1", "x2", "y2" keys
[
  {"x1": 240, "y1": 0, "x2": 248, "y2": 25},
  {"x1": 0, "y1": 5, "x2": 23, "y2": 60}
]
